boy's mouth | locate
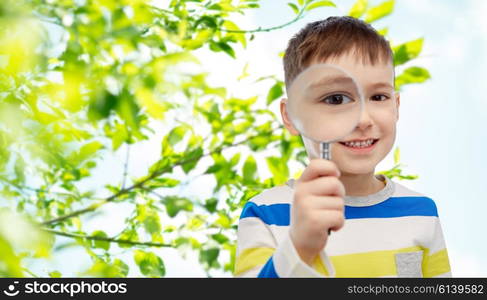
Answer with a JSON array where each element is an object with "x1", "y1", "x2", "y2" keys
[{"x1": 338, "y1": 138, "x2": 379, "y2": 150}]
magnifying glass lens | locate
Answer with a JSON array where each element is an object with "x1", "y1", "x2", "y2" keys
[{"x1": 287, "y1": 64, "x2": 364, "y2": 145}]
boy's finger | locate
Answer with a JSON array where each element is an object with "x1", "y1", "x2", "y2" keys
[
  {"x1": 304, "y1": 177, "x2": 346, "y2": 198},
  {"x1": 308, "y1": 195, "x2": 345, "y2": 211},
  {"x1": 299, "y1": 159, "x2": 340, "y2": 182}
]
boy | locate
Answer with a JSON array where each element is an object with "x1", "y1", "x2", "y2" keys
[{"x1": 234, "y1": 16, "x2": 451, "y2": 277}]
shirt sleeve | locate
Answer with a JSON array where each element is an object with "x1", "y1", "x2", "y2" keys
[
  {"x1": 234, "y1": 200, "x2": 335, "y2": 278},
  {"x1": 423, "y1": 215, "x2": 452, "y2": 277}
]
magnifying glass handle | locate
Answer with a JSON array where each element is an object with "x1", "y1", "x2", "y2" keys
[
  {"x1": 321, "y1": 142, "x2": 331, "y2": 160},
  {"x1": 320, "y1": 142, "x2": 333, "y2": 235}
]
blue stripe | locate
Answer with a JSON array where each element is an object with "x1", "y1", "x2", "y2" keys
[
  {"x1": 240, "y1": 202, "x2": 290, "y2": 226},
  {"x1": 240, "y1": 197, "x2": 437, "y2": 226},
  {"x1": 257, "y1": 256, "x2": 279, "y2": 278},
  {"x1": 345, "y1": 196, "x2": 438, "y2": 219}
]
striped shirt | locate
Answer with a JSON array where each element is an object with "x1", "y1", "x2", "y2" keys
[{"x1": 234, "y1": 174, "x2": 451, "y2": 277}]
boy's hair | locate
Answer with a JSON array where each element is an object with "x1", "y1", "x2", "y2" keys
[{"x1": 283, "y1": 16, "x2": 393, "y2": 89}]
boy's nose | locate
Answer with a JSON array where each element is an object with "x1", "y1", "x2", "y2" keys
[{"x1": 355, "y1": 105, "x2": 373, "y2": 130}]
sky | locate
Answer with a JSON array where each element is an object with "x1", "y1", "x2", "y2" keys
[{"x1": 32, "y1": 0, "x2": 487, "y2": 277}]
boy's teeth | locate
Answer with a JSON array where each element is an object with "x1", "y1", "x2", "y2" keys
[{"x1": 343, "y1": 139, "x2": 375, "y2": 148}]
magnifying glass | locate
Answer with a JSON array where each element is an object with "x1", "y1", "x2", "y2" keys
[{"x1": 286, "y1": 63, "x2": 365, "y2": 234}]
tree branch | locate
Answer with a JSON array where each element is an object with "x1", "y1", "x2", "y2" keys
[
  {"x1": 121, "y1": 144, "x2": 131, "y2": 190},
  {"x1": 148, "y1": 4, "x2": 307, "y2": 34},
  {"x1": 43, "y1": 228, "x2": 173, "y2": 248},
  {"x1": 217, "y1": 6, "x2": 308, "y2": 34},
  {"x1": 0, "y1": 176, "x2": 90, "y2": 199},
  {"x1": 41, "y1": 128, "x2": 281, "y2": 226}
]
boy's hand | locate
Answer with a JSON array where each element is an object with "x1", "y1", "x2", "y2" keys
[{"x1": 289, "y1": 159, "x2": 345, "y2": 266}]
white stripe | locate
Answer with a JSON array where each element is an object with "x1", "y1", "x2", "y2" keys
[
  {"x1": 393, "y1": 181, "x2": 426, "y2": 197},
  {"x1": 429, "y1": 219, "x2": 449, "y2": 254},
  {"x1": 236, "y1": 217, "x2": 276, "y2": 256},
  {"x1": 240, "y1": 216, "x2": 445, "y2": 257},
  {"x1": 324, "y1": 216, "x2": 442, "y2": 255},
  {"x1": 249, "y1": 185, "x2": 293, "y2": 205},
  {"x1": 263, "y1": 216, "x2": 444, "y2": 256}
]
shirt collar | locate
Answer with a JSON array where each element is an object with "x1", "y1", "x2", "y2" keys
[{"x1": 285, "y1": 174, "x2": 395, "y2": 207}]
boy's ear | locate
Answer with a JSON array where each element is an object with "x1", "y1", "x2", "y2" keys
[
  {"x1": 280, "y1": 98, "x2": 300, "y2": 135},
  {"x1": 395, "y1": 92, "x2": 401, "y2": 121}
]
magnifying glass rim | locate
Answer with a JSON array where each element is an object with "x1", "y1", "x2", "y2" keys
[{"x1": 286, "y1": 63, "x2": 365, "y2": 144}]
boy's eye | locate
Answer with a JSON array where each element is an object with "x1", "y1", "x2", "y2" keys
[
  {"x1": 370, "y1": 94, "x2": 389, "y2": 101},
  {"x1": 321, "y1": 94, "x2": 353, "y2": 105}
]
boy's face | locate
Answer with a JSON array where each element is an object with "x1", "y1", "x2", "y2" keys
[{"x1": 281, "y1": 52, "x2": 400, "y2": 176}]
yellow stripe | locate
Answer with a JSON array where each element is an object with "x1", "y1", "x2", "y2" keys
[
  {"x1": 312, "y1": 255, "x2": 330, "y2": 276},
  {"x1": 330, "y1": 246, "x2": 424, "y2": 277},
  {"x1": 234, "y1": 247, "x2": 274, "y2": 276},
  {"x1": 422, "y1": 249, "x2": 451, "y2": 277}
]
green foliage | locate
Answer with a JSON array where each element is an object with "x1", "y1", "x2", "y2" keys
[
  {"x1": 305, "y1": 1, "x2": 336, "y2": 11},
  {"x1": 134, "y1": 250, "x2": 165, "y2": 277},
  {"x1": 365, "y1": 0, "x2": 395, "y2": 23},
  {"x1": 377, "y1": 147, "x2": 419, "y2": 181},
  {"x1": 0, "y1": 0, "x2": 427, "y2": 278},
  {"x1": 393, "y1": 38, "x2": 424, "y2": 66},
  {"x1": 348, "y1": 0, "x2": 368, "y2": 18},
  {"x1": 266, "y1": 82, "x2": 284, "y2": 105},
  {"x1": 91, "y1": 230, "x2": 110, "y2": 251},
  {"x1": 395, "y1": 66, "x2": 431, "y2": 90}
]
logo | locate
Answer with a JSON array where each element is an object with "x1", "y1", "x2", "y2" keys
[{"x1": 3, "y1": 281, "x2": 20, "y2": 297}]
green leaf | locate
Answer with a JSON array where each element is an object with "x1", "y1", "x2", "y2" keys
[
  {"x1": 205, "y1": 164, "x2": 223, "y2": 174},
  {"x1": 266, "y1": 82, "x2": 284, "y2": 105},
  {"x1": 91, "y1": 230, "x2": 110, "y2": 251},
  {"x1": 266, "y1": 156, "x2": 289, "y2": 185},
  {"x1": 0, "y1": 235, "x2": 23, "y2": 276},
  {"x1": 113, "y1": 259, "x2": 129, "y2": 277},
  {"x1": 211, "y1": 233, "x2": 229, "y2": 244},
  {"x1": 148, "y1": 177, "x2": 180, "y2": 188},
  {"x1": 395, "y1": 66, "x2": 431, "y2": 89},
  {"x1": 305, "y1": 0, "x2": 336, "y2": 11},
  {"x1": 210, "y1": 41, "x2": 236, "y2": 58},
  {"x1": 134, "y1": 250, "x2": 165, "y2": 277},
  {"x1": 364, "y1": 0, "x2": 394, "y2": 23},
  {"x1": 182, "y1": 29, "x2": 213, "y2": 50},
  {"x1": 204, "y1": 198, "x2": 218, "y2": 213},
  {"x1": 181, "y1": 147, "x2": 203, "y2": 173},
  {"x1": 243, "y1": 155, "x2": 257, "y2": 184},
  {"x1": 163, "y1": 196, "x2": 194, "y2": 217},
  {"x1": 88, "y1": 91, "x2": 118, "y2": 120},
  {"x1": 116, "y1": 90, "x2": 141, "y2": 131},
  {"x1": 143, "y1": 214, "x2": 161, "y2": 235},
  {"x1": 393, "y1": 147, "x2": 400, "y2": 164},
  {"x1": 229, "y1": 153, "x2": 241, "y2": 167},
  {"x1": 78, "y1": 141, "x2": 103, "y2": 162},
  {"x1": 399, "y1": 175, "x2": 419, "y2": 180},
  {"x1": 393, "y1": 38, "x2": 424, "y2": 66},
  {"x1": 199, "y1": 248, "x2": 219, "y2": 266},
  {"x1": 288, "y1": 2, "x2": 299, "y2": 14},
  {"x1": 118, "y1": 230, "x2": 138, "y2": 248},
  {"x1": 298, "y1": 0, "x2": 304, "y2": 5},
  {"x1": 348, "y1": 0, "x2": 368, "y2": 18},
  {"x1": 14, "y1": 155, "x2": 25, "y2": 183},
  {"x1": 377, "y1": 27, "x2": 389, "y2": 36},
  {"x1": 223, "y1": 20, "x2": 246, "y2": 48},
  {"x1": 167, "y1": 125, "x2": 186, "y2": 146},
  {"x1": 49, "y1": 271, "x2": 62, "y2": 278}
]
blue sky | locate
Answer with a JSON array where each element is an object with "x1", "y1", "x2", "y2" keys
[{"x1": 34, "y1": 0, "x2": 487, "y2": 277}]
